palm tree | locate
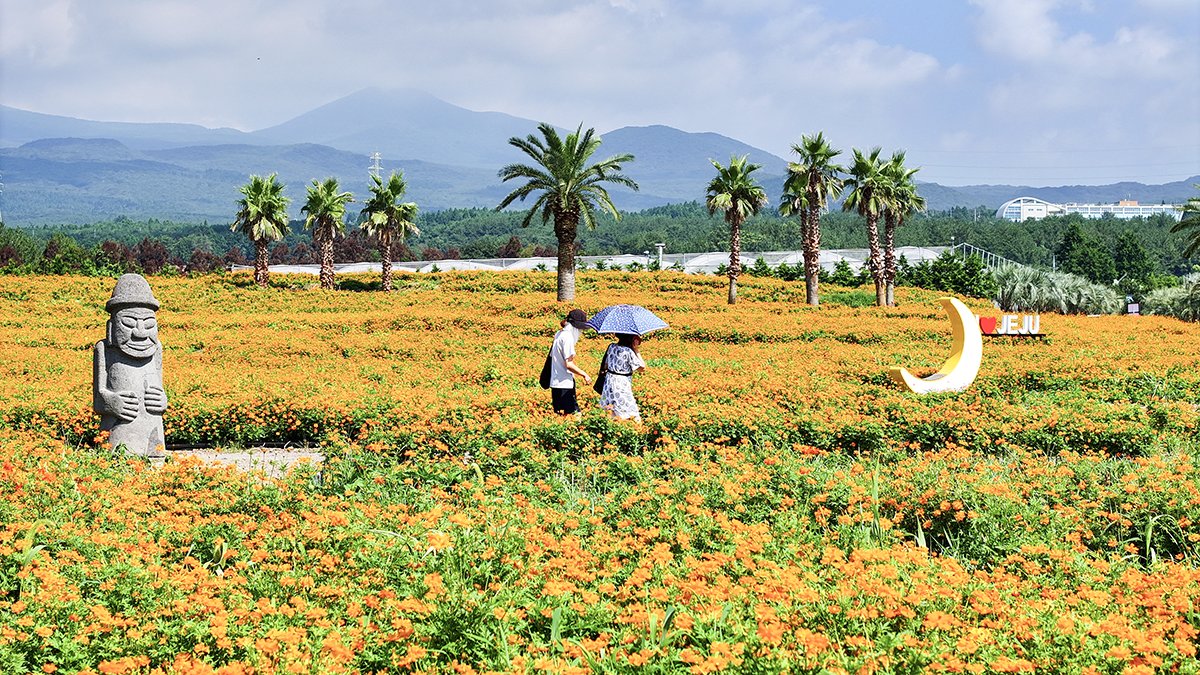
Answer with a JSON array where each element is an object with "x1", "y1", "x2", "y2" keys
[
  {"x1": 302, "y1": 177, "x2": 354, "y2": 290},
  {"x1": 1171, "y1": 185, "x2": 1200, "y2": 257},
  {"x1": 360, "y1": 172, "x2": 419, "y2": 292},
  {"x1": 780, "y1": 132, "x2": 843, "y2": 307},
  {"x1": 880, "y1": 151, "x2": 926, "y2": 306},
  {"x1": 497, "y1": 123, "x2": 638, "y2": 302},
  {"x1": 843, "y1": 147, "x2": 888, "y2": 306},
  {"x1": 706, "y1": 155, "x2": 767, "y2": 305},
  {"x1": 232, "y1": 174, "x2": 290, "y2": 288}
]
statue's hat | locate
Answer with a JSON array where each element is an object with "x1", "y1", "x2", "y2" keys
[{"x1": 105, "y1": 273, "x2": 160, "y2": 312}]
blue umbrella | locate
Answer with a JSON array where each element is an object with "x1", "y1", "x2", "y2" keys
[{"x1": 585, "y1": 304, "x2": 669, "y2": 336}]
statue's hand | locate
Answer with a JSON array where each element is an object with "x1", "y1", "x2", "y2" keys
[
  {"x1": 106, "y1": 390, "x2": 141, "y2": 422},
  {"x1": 144, "y1": 385, "x2": 168, "y2": 414}
]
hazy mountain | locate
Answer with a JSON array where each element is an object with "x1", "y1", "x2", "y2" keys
[
  {"x1": 249, "y1": 87, "x2": 541, "y2": 169},
  {"x1": 917, "y1": 180, "x2": 1196, "y2": 209},
  {"x1": 0, "y1": 138, "x2": 511, "y2": 223},
  {"x1": 0, "y1": 105, "x2": 251, "y2": 149},
  {"x1": 601, "y1": 125, "x2": 787, "y2": 205},
  {"x1": 0, "y1": 89, "x2": 1195, "y2": 225}
]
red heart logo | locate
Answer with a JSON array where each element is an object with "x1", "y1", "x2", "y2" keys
[{"x1": 978, "y1": 316, "x2": 996, "y2": 334}]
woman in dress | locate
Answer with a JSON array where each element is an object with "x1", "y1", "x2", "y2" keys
[{"x1": 598, "y1": 333, "x2": 647, "y2": 421}]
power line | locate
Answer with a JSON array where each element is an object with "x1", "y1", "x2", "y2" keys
[
  {"x1": 922, "y1": 173, "x2": 1197, "y2": 183},
  {"x1": 908, "y1": 146, "x2": 1200, "y2": 155},
  {"x1": 920, "y1": 161, "x2": 1199, "y2": 170}
]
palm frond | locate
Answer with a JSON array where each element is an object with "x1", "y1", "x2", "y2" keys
[
  {"x1": 495, "y1": 122, "x2": 637, "y2": 242},
  {"x1": 232, "y1": 173, "x2": 290, "y2": 244}
]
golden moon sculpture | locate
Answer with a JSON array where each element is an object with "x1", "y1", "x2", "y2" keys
[{"x1": 888, "y1": 296, "x2": 982, "y2": 394}]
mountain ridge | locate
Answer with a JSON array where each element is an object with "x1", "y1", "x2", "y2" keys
[{"x1": 1, "y1": 90, "x2": 1195, "y2": 225}]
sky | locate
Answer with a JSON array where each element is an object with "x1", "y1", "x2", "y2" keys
[{"x1": 1, "y1": 0, "x2": 1198, "y2": 187}]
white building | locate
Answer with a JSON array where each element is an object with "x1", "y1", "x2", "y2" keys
[{"x1": 996, "y1": 196, "x2": 1181, "y2": 222}]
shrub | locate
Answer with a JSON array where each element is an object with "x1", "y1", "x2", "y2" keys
[
  {"x1": 746, "y1": 257, "x2": 774, "y2": 278},
  {"x1": 0, "y1": 226, "x2": 40, "y2": 271},
  {"x1": 898, "y1": 251, "x2": 998, "y2": 299},
  {"x1": 773, "y1": 261, "x2": 804, "y2": 282},
  {"x1": 992, "y1": 265, "x2": 1121, "y2": 314},
  {"x1": 1142, "y1": 273, "x2": 1200, "y2": 322},
  {"x1": 820, "y1": 260, "x2": 867, "y2": 287}
]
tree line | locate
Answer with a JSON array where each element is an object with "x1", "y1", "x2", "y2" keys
[
  {"x1": 3, "y1": 115, "x2": 1197, "y2": 305},
  {"x1": 4, "y1": 204, "x2": 1195, "y2": 287},
  {"x1": 475, "y1": 124, "x2": 1200, "y2": 307},
  {"x1": 4, "y1": 207, "x2": 1192, "y2": 273}
]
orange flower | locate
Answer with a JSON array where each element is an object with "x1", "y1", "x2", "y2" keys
[
  {"x1": 426, "y1": 531, "x2": 452, "y2": 552},
  {"x1": 923, "y1": 611, "x2": 959, "y2": 632},
  {"x1": 756, "y1": 621, "x2": 785, "y2": 645}
]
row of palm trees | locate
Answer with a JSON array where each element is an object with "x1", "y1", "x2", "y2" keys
[
  {"x1": 497, "y1": 124, "x2": 925, "y2": 306},
  {"x1": 702, "y1": 139, "x2": 925, "y2": 307},
  {"x1": 233, "y1": 122, "x2": 925, "y2": 305},
  {"x1": 232, "y1": 172, "x2": 418, "y2": 291}
]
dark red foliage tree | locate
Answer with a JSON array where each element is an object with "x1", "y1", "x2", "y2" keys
[
  {"x1": 497, "y1": 236, "x2": 522, "y2": 258},
  {"x1": 187, "y1": 248, "x2": 225, "y2": 274},
  {"x1": 132, "y1": 238, "x2": 171, "y2": 274}
]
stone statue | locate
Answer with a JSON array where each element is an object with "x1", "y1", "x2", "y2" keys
[{"x1": 94, "y1": 274, "x2": 167, "y2": 458}]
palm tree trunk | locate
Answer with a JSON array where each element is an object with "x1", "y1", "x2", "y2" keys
[
  {"x1": 883, "y1": 213, "x2": 897, "y2": 306},
  {"x1": 380, "y1": 239, "x2": 393, "y2": 292},
  {"x1": 554, "y1": 212, "x2": 578, "y2": 302},
  {"x1": 803, "y1": 208, "x2": 820, "y2": 307},
  {"x1": 864, "y1": 213, "x2": 886, "y2": 306},
  {"x1": 320, "y1": 234, "x2": 335, "y2": 290},
  {"x1": 555, "y1": 237, "x2": 576, "y2": 302},
  {"x1": 254, "y1": 240, "x2": 269, "y2": 288},
  {"x1": 728, "y1": 216, "x2": 742, "y2": 305}
]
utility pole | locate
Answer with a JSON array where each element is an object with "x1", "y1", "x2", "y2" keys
[
  {"x1": 369, "y1": 152, "x2": 382, "y2": 179},
  {"x1": 0, "y1": 171, "x2": 5, "y2": 225},
  {"x1": 655, "y1": 242, "x2": 665, "y2": 267}
]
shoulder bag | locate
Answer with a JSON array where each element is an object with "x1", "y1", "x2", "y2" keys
[
  {"x1": 593, "y1": 345, "x2": 613, "y2": 394},
  {"x1": 539, "y1": 349, "x2": 552, "y2": 389}
]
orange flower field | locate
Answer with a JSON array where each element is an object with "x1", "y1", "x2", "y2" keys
[{"x1": 1, "y1": 271, "x2": 1199, "y2": 673}]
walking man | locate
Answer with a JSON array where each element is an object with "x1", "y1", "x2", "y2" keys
[{"x1": 549, "y1": 309, "x2": 591, "y2": 414}]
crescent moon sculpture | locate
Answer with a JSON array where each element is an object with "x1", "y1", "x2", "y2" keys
[{"x1": 888, "y1": 297, "x2": 982, "y2": 394}]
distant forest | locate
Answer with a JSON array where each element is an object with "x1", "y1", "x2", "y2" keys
[{"x1": 2, "y1": 202, "x2": 1195, "y2": 276}]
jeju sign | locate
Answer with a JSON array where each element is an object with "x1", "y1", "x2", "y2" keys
[{"x1": 979, "y1": 314, "x2": 1042, "y2": 337}]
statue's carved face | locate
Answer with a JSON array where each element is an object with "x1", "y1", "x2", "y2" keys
[{"x1": 110, "y1": 307, "x2": 159, "y2": 358}]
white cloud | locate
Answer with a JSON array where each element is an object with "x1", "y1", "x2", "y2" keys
[
  {"x1": 1136, "y1": 0, "x2": 1200, "y2": 10},
  {"x1": 970, "y1": 0, "x2": 1184, "y2": 78},
  {"x1": 972, "y1": 0, "x2": 1064, "y2": 60},
  {"x1": 0, "y1": 0, "x2": 78, "y2": 66},
  {"x1": 0, "y1": 0, "x2": 1193, "y2": 185},
  {"x1": 959, "y1": 0, "x2": 1198, "y2": 183}
]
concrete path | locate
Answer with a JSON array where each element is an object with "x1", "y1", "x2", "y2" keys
[{"x1": 165, "y1": 448, "x2": 324, "y2": 478}]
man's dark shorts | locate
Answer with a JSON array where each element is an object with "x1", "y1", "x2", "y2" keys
[{"x1": 551, "y1": 386, "x2": 579, "y2": 414}]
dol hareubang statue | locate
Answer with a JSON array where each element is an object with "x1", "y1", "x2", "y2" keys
[{"x1": 94, "y1": 274, "x2": 168, "y2": 457}]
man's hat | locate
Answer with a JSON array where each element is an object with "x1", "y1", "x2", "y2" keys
[
  {"x1": 105, "y1": 273, "x2": 160, "y2": 312},
  {"x1": 565, "y1": 308, "x2": 588, "y2": 329}
]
